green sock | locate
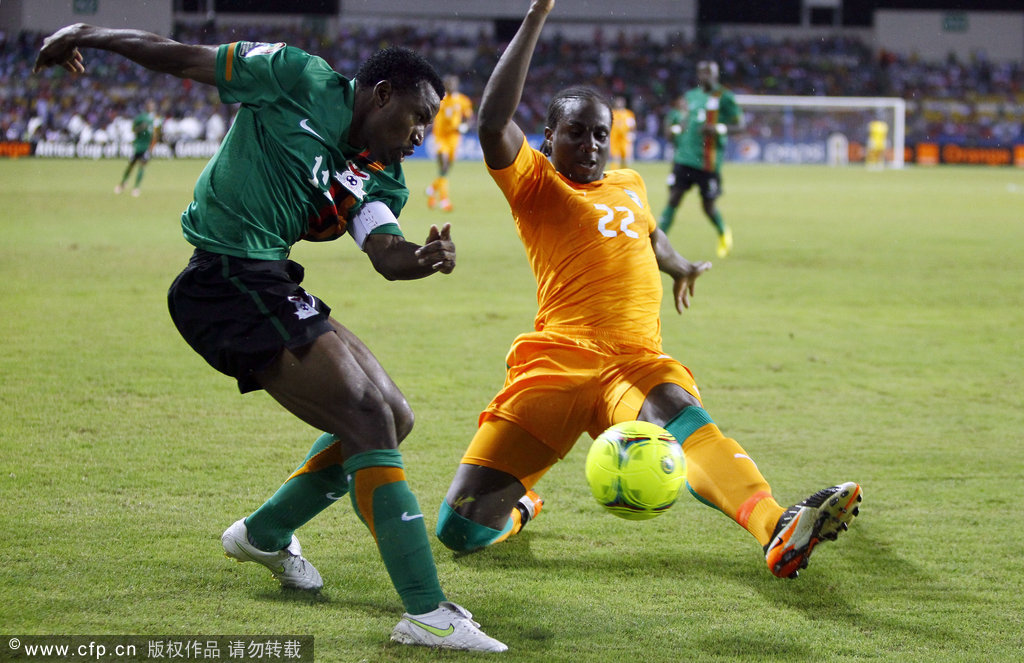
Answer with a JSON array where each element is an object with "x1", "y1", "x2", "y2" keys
[
  {"x1": 665, "y1": 407, "x2": 720, "y2": 511},
  {"x1": 709, "y1": 209, "x2": 726, "y2": 235},
  {"x1": 345, "y1": 450, "x2": 446, "y2": 615},
  {"x1": 134, "y1": 166, "x2": 145, "y2": 187},
  {"x1": 245, "y1": 433, "x2": 348, "y2": 551},
  {"x1": 659, "y1": 204, "x2": 677, "y2": 231}
]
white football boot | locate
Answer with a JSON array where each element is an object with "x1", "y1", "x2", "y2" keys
[
  {"x1": 391, "y1": 601, "x2": 508, "y2": 652},
  {"x1": 221, "y1": 518, "x2": 323, "y2": 591}
]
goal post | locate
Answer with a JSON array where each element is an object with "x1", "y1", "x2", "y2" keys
[{"x1": 733, "y1": 94, "x2": 907, "y2": 168}]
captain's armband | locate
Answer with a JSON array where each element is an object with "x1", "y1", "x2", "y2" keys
[{"x1": 349, "y1": 201, "x2": 400, "y2": 250}]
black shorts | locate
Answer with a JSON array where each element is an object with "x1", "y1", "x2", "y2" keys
[
  {"x1": 167, "y1": 249, "x2": 334, "y2": 393},
  {"x1": 669, "y1": 164, "x2": 722, "y2": 201}
]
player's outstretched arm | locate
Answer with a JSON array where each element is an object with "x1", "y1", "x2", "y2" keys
[
  {"x1": 33, "y1": 23, "x2": 216, "y2": 85},
  {"x1": 477, "y1": 0, "x2": 554, "y2": 170},
  {"x1": 364, "y1": 223, "x2": 456, "y2": 281},
  {"x1": 650, "y1": 228, "x2": 712, "y2": 313}
]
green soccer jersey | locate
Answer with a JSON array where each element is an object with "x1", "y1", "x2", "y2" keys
[
  {"x1": 181, "y1": 41, "x2": 406, "y2": 260},
  {"x1": 131, "y1": 112, "x2": 155, "y2": 153},
  {"x1": 668, "y1": 85, "x2": 741, "y2": 173}
]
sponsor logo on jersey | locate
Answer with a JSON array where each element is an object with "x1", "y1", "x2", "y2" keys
[
  {"x1": 299, "y1": 118, "x2": 325, "y2": 141},
  {"x1": 288, "y1": 293, "x2": 319, "y2": 320}
]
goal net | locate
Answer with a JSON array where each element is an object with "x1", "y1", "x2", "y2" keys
[{"x1": 731, "y1": 94, "x2": 907, "y2": 168}]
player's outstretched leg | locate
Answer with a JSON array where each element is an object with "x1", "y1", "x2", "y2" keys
[
  {"x1": 221, "y1": 518, "x2": 324, "y2": 590},
  {"x1": 391, "y1": 602, "x2": 508, "y2": 652},
  {"x1": 764, "y1": 482, "x2": 862, "y2": 579}
]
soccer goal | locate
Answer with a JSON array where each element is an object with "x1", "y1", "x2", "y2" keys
[{"x1": 733, "y1": 94, "x2": 907, "y2": 168}]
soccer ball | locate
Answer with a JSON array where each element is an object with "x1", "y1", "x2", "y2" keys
[{"x1": 585, "y1": 421, "x2": 686, "y2": 521}]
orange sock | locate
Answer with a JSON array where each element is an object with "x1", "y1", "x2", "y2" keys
[
  {"x1": 350, "y1": 465, "x2": 406, "y2": 540},
  {"x1": 666, "y1": 408, "x2": 785, "y2": 546},
  {"x1": 438, "y1": 176, "x2": 449, "y2": 200}
]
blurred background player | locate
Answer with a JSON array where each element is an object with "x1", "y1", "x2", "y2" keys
[
  {"x1": 426, "y1": 74, "x2": 473, "y2": 212},
  {"x1": 658, "y1": 61, "x2": 743, "y2": 258},
  {"x1": 609, "y1": 95, "x2": 636, "y2": 168},
  {"x1": 866, "y1": 116, "x2": 889, "y2": 170},
  {"x1": 115, "y1": 99, "x2": 160, "y2": 197}
]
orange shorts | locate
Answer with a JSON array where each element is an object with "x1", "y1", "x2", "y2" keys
[
  {"x1": 433, "y1": 133, "x2": 461, "y2": 160},
  {"x1": 472, "y1": 326, "x2": 701, "y2": 468}
]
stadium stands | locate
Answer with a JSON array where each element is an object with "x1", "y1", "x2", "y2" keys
[{"x1": 3, "y1": 21, "x2": 1021, "y2": 153}]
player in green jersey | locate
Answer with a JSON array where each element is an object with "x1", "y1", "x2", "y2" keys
[
  {"x1": 115, "y1": 99, "x2": 159, "y2": 197},
  {"x1": 658, "y1": 61, "x2": 743, "y2": 258},
  {"x1": 34, "y1": 24, "x2": 506, "y2": 653}
]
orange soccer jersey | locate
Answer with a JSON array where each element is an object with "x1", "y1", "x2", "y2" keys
[
  {"x1": 476, "y1": 138, "x2": 699, "y2": 456},
  {"x1": 432, "y1": 91, "x2": 473, "y2": 153},
  {"x1": 489, "y1": 137, "x2": 662, "y2": 341}
]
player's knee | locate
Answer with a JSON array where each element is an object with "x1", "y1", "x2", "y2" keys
[
  {"x1": 639, "y1": 383, "x2": 700, "y2": 423},
  {"x1": 392, "y1": 400, "x2": 414, "y2": 443},
  {"x1": 319, "y1": 389, "x2": 406, "y2": 450}
]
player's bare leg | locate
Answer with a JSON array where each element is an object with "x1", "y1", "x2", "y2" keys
[{"x1": 437, "y1": 420, "x2": 554, "y2": 551}]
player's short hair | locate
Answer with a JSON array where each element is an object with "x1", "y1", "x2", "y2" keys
[
  {"x1": 356, "y1": 47, "x2": 444, "y2": 99},
  {"x1": 545, "y1": 85, "x2": 612, "y2": 130}
]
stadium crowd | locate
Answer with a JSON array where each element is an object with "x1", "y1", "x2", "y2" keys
[{"x1": 3, "y1": 21, "x2": 1023, "y2": 149}]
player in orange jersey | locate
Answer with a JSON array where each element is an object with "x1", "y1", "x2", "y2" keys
[
  {"x1": 435, "y1": 0, "x2": 862, "y2": 580},
  {"x1": 426, "y1": 74, "x2": 474, "y2": 211},
  {"x1": 609, "y1": 95, "x2": 636, "y2": 168}
]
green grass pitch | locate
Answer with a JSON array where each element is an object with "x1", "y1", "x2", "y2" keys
[{"x1": 1, "y1": 156, "x2": 1023, "y2": 662}]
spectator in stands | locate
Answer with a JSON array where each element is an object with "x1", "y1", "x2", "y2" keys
[{"x1": 9, "y1": 20, "x2": 1023, "y2": 157}]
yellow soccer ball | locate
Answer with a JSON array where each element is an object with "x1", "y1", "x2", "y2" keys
[{"x1": 585, "y1": 421, "x2": 686, "y2": 521}]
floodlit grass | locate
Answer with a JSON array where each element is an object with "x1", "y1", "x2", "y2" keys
[{"x1": 1, "y1": 157, "x2": 1023, "y2": 662}]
